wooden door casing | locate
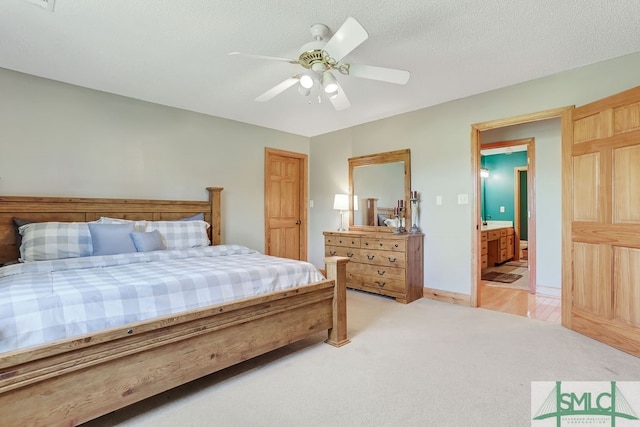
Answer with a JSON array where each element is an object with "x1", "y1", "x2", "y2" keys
[
  {"x1": 569, "y1": 85, "x2": 640, "y2": 357},
  {"x1": 264, "y1": 148, "x2": 308, "y2": 261}
]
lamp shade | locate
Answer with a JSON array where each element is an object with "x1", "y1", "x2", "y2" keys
[
  {"x1": 299, "y1": 74, "x2": 314, "y2": 89},
  {"x1": 333, "y1": 193, "x2": 349, "y2": 211},
  {"x1": 322, "y1": 71, "x2": 338, "y2": 95}
]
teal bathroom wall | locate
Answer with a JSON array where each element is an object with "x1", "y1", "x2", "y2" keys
[{"x1": 481, "y1": 151, "x2": 528, "y2": 222}]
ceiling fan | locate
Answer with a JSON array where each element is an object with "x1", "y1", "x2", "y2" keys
[{"x1": 230, "y1": 17, "x2": 410, "y2": 111}]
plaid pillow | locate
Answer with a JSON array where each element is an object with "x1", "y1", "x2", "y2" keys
[
  {"x1": 18, "y1": 222, "x2": 93, "y2": 262},
  {"x1": 146, "y1": 220, "x2": 210, "y2": 250}
]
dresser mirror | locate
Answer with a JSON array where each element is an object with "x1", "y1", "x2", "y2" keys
[{"x1": 349, "y1": 149, "x2": 411, "y2": 231}]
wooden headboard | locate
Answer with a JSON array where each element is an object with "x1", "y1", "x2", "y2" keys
[{"x1": 0, "y1": 187, "x2": 223, "y2": 265}]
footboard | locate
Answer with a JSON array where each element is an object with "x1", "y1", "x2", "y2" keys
[{"x1": 0, "y1": 257, "x2": 349, "y2": 427}]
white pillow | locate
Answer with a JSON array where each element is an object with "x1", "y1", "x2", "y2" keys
[
  {"x1": 383, "y1": 218, "x2": 405, "y2": 228},
  {"x1": 97, "y1": 216, "x2": 147, "y2": 232},
  {"x1": 19, "y1": 222, "x2": 93, "y2": 262},
  {"x1": 145, "y1": 220, "x2": 210, "y2": 249},
  {"x1": 384, "y1": 218, "x2": 399, "y2": 227}
]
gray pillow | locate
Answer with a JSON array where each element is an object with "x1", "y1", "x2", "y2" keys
[
  {"x1": 130, "y1": 230, "x2": 166, "y2": 252},
  {"x1": 88, "y1": 223, "x2": 137, "y2": 256},
  {"x1": 12, "y1": 218, "x2": 34, "y2": 252}
]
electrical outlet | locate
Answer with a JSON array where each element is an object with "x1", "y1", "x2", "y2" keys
[
  {"x1": 500, "y1": 206, "x2": 505, "y2": 213},
  {"x1": 457, "y1": 194, "x2": 468, "y2": 205},
  {"x1": 436, "y1": 195, "x2": 442, "y2": 205},
  {"x1": 309, "y1": 200, "x2": 314, "y2": 208}
]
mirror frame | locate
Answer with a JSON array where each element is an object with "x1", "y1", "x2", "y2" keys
[{"x1": 348, "y1": 149, "x2": 411, "y2": 232}]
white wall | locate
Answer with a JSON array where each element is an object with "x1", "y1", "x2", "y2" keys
[
  {"x1": 0, "y1": 68, "x2": 310, "y2": 252},
  {"x1": 483, "y1": 118, "x2": 562, "y2": 290},
  {"x1": 310, "y1": 52, "x2": 640, "y2": 296}
]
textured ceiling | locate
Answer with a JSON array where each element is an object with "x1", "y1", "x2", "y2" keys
[{"x1": 1, "y1": 0, "x2": 639, "y2": 137}]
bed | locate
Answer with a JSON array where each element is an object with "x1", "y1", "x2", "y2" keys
[
  {"x1": 0, "y1": 187, "x2": 349, "y2": 426},
  {"x1": 364, "y1": 198, "x2": 401, "y2": 227}
]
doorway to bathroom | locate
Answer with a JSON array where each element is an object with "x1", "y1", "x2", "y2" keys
[{"x1": 471, "y1": 109, "x2": 566, "y2": 323}]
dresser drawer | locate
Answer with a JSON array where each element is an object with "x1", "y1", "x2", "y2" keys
[
  {"x1": 325, "y1": 245, "x2": 358, "y2": 260},
  {"x1": 487, "y1": 230, "x2": 500, "y2": 241},
  {"x1": 348, "y1": 262, "x2": 405, "y2": 280},
  {"x1": 324, "y1": 235, "x2": 361, "y2": 248},
  {"x1": 500, "y1": 229, "x2": 507, "y2": 237},
  {"x1": 348, "y1": 272, "x2": 406, "y2": 294},
  {"x1": 356, "y1": 248, "x2": 406, "y2": 268},
  {"x1": 481, "y1": 240, "x2": 488, "y2": 255},
  {"x1": 361, "y1": 237, "x2": 406, "y2": 252}
]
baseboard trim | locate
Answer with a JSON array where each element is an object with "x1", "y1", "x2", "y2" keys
[{"x1": 423, "y1": 287, "x2": 471, "y2": 307}]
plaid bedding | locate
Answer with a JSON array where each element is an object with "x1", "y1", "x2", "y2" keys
[{"x1": 0, "y1": 245, "x2": 325, "y2": 353}]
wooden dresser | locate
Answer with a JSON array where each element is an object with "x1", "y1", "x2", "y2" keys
[{"x1": 323, "y1": 231, "x2": 424, "y2": 304}]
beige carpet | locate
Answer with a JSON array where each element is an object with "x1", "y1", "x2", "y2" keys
[{"x1": 84, "y1": 290, "x2": 640, "y2": 427}]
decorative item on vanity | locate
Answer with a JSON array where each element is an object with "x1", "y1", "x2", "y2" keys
[
  {"x1": 392, "y1": 199, "x2": 406, "y2": 235},
  {"x1": 333, "y1": 194, "x2": 358, "y2": 231},
  {"x1": 409, "y1": 190, "x2": 421, "y2": 234},
  {"x1": 333, "y1": 193, "x2": 349, "y2": 231}
]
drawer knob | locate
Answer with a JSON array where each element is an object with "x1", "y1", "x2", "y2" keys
[
  {"x1": 375, "y1": 281, "x2": 386, "y2": 287},
  {"x1": 339, "y1": 240, "x2": 343, "y2": 244},
  {"x1": 377, "y1": 270, "x2": 386, "y2": 276},
  {"x1": 347, "y1": 252, "x2": 354, "y2": 258},
  {"x1": 379, "y1": 243, "x2": 383, "y2": 247},
  {"x1": 351, "y1": 241, "x2": 355, "y2": 244},
  {"x1": 388, "y1": 257, "x2": 397, "y2": 262},
  {"x1": 329, "y1": 251, "x2": 336, "y2": 256},
  {"x1": 367, "y1": 255, "x2": 375, "y2": 260},
  {"x1": 394, "y1": 244, "x2": 398, "y2": 248},
  {"x1": 365, "y1": 242, "x2": 369, "y2": 246}
]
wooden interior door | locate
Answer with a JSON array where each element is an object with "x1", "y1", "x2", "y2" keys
[
  {"x1": 568, "y1": 85, "x2": 640, "y2": 357},
  {"x1": 264, "y1": 148, "x2": 308, "y2": 261}
]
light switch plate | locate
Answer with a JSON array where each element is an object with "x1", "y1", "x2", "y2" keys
[
  {"x1": 457, "y1": 194, "x2": 469, "y2": 205},
  {"x1": 436, "y1": 195, "x2": 442, "y2": 205}
]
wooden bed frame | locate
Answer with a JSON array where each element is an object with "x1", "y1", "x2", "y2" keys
[{"x1": 0, "y1": 188, "x2": 349, "y2": 426}]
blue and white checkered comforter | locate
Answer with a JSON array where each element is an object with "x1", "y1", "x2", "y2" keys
[{"x1": 0, "y1": 245, "x2": 325, "y2": 353}]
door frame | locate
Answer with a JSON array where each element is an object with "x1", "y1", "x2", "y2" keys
[
  {"x1": 513, "y1": 165, "x2": 527, "y2": 263},
  {"x1": 264, "y1": 147, "x2": 309, "y2": 261},
  {"x1": 470, "y1": 106, "x2": 573, "y2": 328},
  {"x1": 480, "y1": 138, "x2": 535, "y2": 293}
]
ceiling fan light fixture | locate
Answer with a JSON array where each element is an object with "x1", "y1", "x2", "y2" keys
[
  {"x1": 299, "y1": 74, "x2": 314, "y2": 89},
  {"x1": 298, "y1": 83, "x2": 311, "y2": 96},
  {"x1": 322, "y1": 71, "x2": 338, "y2": 95}
]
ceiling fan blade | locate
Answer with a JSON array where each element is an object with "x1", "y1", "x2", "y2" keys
[
  {"x1": 255, "y1": 76, "x2": 300, "y2": 102},
  {"x1": 323, "y1": 17, "x2": 368, "y2": 63},
  {"x1": 346, "y1": 63, "x2": 410, "y2": 84},
  {"x1": 229, "y1": 52, "x2": 298, "y2": 64},
  {"x1": 328, "y1": 82, "x2": 351, "y2": 111}
]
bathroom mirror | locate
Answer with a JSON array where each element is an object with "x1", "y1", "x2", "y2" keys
[{"x1": 349, "y1": 149, "x2": 411, "y2": 231}]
